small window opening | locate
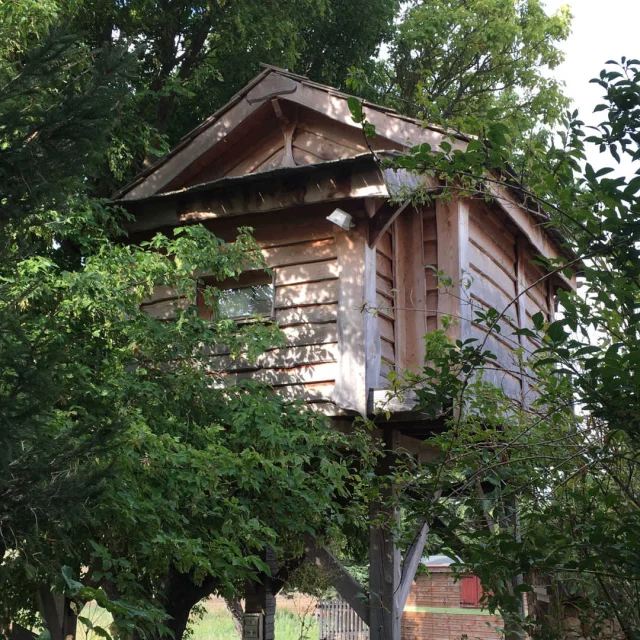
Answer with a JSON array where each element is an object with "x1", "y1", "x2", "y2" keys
[{"x1": 198, "y1": 271, "x2": 275, "y2": 321}]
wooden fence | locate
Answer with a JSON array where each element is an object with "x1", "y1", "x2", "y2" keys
[{"x1": 318, "y1": 597, "x2": 369, "y2": 640}]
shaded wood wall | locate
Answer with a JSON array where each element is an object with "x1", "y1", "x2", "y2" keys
[{"x1": 140, "y1": 196, "x2": 562, "y2": 415}]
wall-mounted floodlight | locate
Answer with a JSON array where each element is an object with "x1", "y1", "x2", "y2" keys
[{"x1": 326, "y1": 208, "x2": 355, "y2": 230}]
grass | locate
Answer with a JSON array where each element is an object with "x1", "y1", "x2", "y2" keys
[
  {"x1": 77, "y1": 603, "x2": 318, "y2": 640},
  {"x1": 190, "y1": 608, "x2": 318, "y2": 640}
]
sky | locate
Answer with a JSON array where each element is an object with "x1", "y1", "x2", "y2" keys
[{"x1": 544, "y1": 0, "x2": 640, "y2": 161}]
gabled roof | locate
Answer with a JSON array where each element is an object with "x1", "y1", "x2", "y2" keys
[{"x1": 114, "y1": 64, "x2": 466, "y2": 201}]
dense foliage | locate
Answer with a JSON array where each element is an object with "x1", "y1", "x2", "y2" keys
[
  {"x1": 372, "y1": 58, "x2": 640, "y2": 638},
  {"x1": 349, "y1": 0, "x2": 571, "y2": 142},
  {"x1": 0, "y1": 4, "x2": 379, "y2": 639}
]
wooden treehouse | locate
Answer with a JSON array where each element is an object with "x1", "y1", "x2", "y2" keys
[{"x1": 116, "y1": 65, "x2": 577, "y2": 640}]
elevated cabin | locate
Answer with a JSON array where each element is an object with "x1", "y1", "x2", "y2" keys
[
  {"x1": 116, "y1": 65, "x2": 578, "y2": 640},
  {"x1": 117, "y1": 65, "x2": 576, "y2": 420}
]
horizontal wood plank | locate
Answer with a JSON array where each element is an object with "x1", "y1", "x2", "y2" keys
[
  {"x1": 377, "y1": 232, "x2": 393, "y2": 259},
  {"x1": 275, "y1": 279, "x2": 339, "y2": 307},
  {"x1": 275, "y1": 303, "x2": 337, "y2": 326},
  {"x1": 275, "y1": 260, "x2": 339, "y2": 285},
  {"x1": 376, "y1": 253, "x2": 393, "y2": 281},
  {"x1": 468, "y1": 242, "x2": 516, "y2": 299},
  {"x1": 208, "y1": 343, "x2": 338, "y2": 372},
  {"x1": 263, "y1": 238, "x2": 337, "y2": 267},
  {"x1": 381, "y1": 338, "x2": 395, "y2": 363},
  {"x1": 280, "y1": 322, "x2": 338, "y2": 347},
  {"x1": 220, "y1": 361, "x2": 338, "y2": 386},
  {"x1": 379, "y1": 316, "x2": 395, "y2": 343}
]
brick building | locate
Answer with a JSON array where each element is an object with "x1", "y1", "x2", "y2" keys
[{"x1": 401, "y1": 556, "x2": 503, "y2": 640}]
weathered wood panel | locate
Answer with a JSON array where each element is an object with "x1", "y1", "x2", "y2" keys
[
  {"x1": 332, "y1": 227, "x2": 371, "y2": 415},
  {"x1": 395, "y1": 208, "x2": 427, "y2": 372},
  {"x1": 208, "y1": 343, "x2": 338, "y2": 372},
  {"x1": 208, "y1": 342, "x2": 338, "y2": 373},
  {"x1": 140, "y1": 297, "x2": 188, "y2": 320},
  {"x1": 292, "y1": 129, "x2": 357, "y2": 162}
]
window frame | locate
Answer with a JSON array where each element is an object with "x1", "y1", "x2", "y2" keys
[{"x1": 197, "y1": 270, "x2": 276, "y2": 323}]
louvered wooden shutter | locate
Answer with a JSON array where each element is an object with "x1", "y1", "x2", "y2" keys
[{"x1": 460, "y1": 575, "x2": 482, "y2": 607}]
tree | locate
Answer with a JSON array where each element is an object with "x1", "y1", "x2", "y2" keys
[
  {"x1": 349, "y1": 0, "x2": 571, "y2": 141},
  {"x1": 366, "y1": 57, "x2": 640, "y2": 638},
  {"x1": 68, "y1": 0, "x2": 399, "y2": 192},
  {"x1": 0, "y1": 9, "x2": 380, "y2": 640}
]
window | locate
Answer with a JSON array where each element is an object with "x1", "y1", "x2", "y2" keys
[{"x1": 197, "y1": 271, "x2": 275, "y2": 321}]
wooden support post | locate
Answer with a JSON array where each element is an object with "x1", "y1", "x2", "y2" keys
[
  {"x1": 243, "y1": 549, "x2": 278, "y2": 640},
  {"x1": 37, "y1": 588, "x2": 77, "y2": 640},
  {"x1": 308, "y1": 431, "x2": 432, "y2": 640},
  {"x1": 369, "y1": 430, "x2": 402, "y2": 640},
  {"x1": 304, "y1": 538, "x2": 370, "y2": 625}
]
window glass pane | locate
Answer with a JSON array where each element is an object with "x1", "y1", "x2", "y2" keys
[{"x1": 217, "y1": 283, "x2": 273, "y2": 319}]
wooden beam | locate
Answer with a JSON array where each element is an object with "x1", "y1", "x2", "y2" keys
[
  {"x1": 304, "y1": 537, "x2": 370, "y2": 624},
  {"x1": 515, "y1": 237, "x2": 529, "y2": 401},
  {"x1": 364, "y1": 233, "x2": 382, "y2": 394},
  {"x1": 369, "y1": 429, "x2": 402, "y2": 640},
  {"x1": 369, "y1": 200, "x2": 410, "y2": 249},
  {"x1": 369, "y1": 389, "x2": 418, "y2": 414},
  {"x1": 396, "y1": 522, "x2": 429, "y2": 614},
  {"x1": 364, "y1": 197, "x2": 386, "y2": 218},
  {"x1": 272, "y1": 99, "x2": 298, "y2": 168}
]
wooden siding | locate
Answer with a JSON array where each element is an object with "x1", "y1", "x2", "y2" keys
[
  {"x1": 141, "y1": 208, "x2": 343, "y2": 416},
  {"x1": 376, "y1": 226, "x2": 395, "y2": 387},
  {"x1": 467, "y1": 202, "x2": 522, "y2": 398},
  {"x1": 423, "y1": 206, "x2": 438, "y2": 334}
]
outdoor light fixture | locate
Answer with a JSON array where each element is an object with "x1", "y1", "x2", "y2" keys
[{"x1": 326, "y1": 208, "x2": 355, "y2": 230}]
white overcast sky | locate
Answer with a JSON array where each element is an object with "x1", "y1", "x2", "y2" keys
[
  {"x1": 544, "y1": 0, "x2": 639, "y2": 120},
  {"x1": 544, "y1": 0, "x2": 640, "y2": 173}
]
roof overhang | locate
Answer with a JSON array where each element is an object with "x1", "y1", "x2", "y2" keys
[{"x1": 118, "y1": 154, "x2": 435, "y2": 234}]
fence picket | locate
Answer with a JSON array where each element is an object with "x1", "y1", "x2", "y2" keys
[{"x1": 318, "y1": 597, "x2": 369, "y2": 640}]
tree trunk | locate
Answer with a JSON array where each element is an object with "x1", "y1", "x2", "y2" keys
[
  {"x1": 225, "y1": 599, "x2": 244, "y2": 639},
  {"x1": 156, "y1": 569, "x2": 220, "y2": 640}
]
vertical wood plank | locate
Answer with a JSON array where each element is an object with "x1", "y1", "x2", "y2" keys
[
  {"x1": 332, "y1": 225, "x2": 373, "y2": 415},
  {"x1": 435, "y1": 196, "x2": 470, "y2": 342},
  {"x1": 393, "y1": 208, "x2": 427, "y2": 372}
]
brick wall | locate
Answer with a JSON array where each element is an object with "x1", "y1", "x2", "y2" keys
[
  {"x1": 402, "y1": 611, "x2": 502, "y2": 640},
  {"x1": 401, "y1": 571, "x2": 503, "y2": 640}
]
